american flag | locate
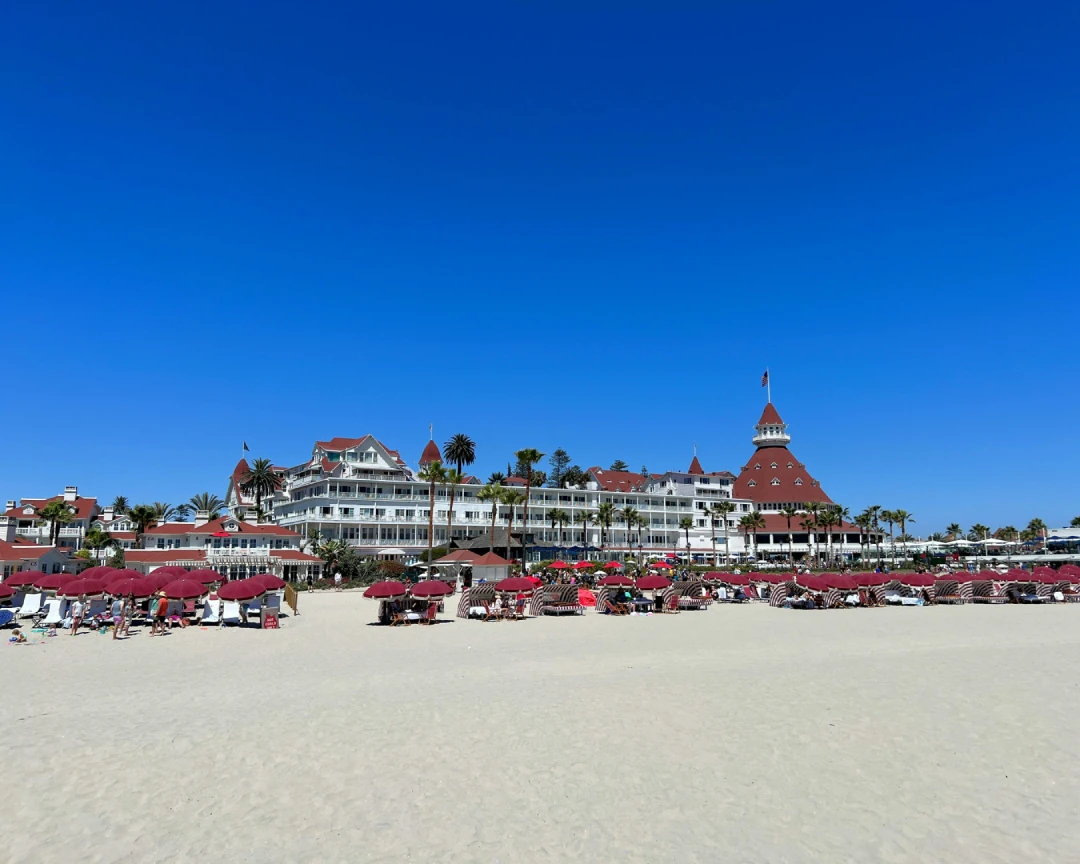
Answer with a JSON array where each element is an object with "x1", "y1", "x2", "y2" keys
[{"x1": 761, "y1": 370, "x2": 769, "y2": 387}]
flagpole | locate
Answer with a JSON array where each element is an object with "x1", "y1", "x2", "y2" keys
[{"x1": 767, "y1": 367, "x2": 771, "y2": 403}]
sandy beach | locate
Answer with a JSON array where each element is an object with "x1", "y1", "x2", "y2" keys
[{"x1": 4, "y1": 594, "x2": 1080, "y2": 863}]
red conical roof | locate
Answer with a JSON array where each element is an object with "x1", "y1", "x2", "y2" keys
[
  {"x1": 419, "y1": 439, "x2": 442, "y2": 465},
  {"x1": 757, "y1": 402, "x2": 784, "y2": 426},
  {"x1": 688, "y1": 456, "x2": 704, "y2": 475}
]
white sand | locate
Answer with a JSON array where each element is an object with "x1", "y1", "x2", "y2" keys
[{"x1": 4, "y1": 595, "x2": 1080, "y2": 863}]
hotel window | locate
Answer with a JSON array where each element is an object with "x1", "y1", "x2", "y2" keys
[
  {"x1": 794, "y1": 478, "x2": 803, "y2": 486},
  {"x1": 771, "y1": 479, "x2": 780, "y2": 486},
  {"x1": 329, "y1": 485, "x2": 337, "y2": 494},
  {"x1": 748, "y1": 480, "x2": 757, "y2": 487},
  {"x1": 321, "y1": 507, "x2": 332, "y2": 516},
  {"x1": 754, "y1": 464, "x2": 760, "y2": 469},
  {"x1": 341, "y1": 508, "x2": 353, "y2": 517},
  {"x1": 787, "y1": 462, "x2": 793, "y2": 468},
  {"x1": 770, "y1": 462, "x2": 777, "y2": 469}
]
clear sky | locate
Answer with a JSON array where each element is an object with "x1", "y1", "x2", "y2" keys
[{"x1": 2, "y1": 1, "x2": 1078, "y2": 533}]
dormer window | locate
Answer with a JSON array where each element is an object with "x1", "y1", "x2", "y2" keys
[
  {"x1": 748, "y1": 480, "x2": 757, "y2": 487},
  {"x1": 770, "y1": 462, "x2": 777, "y2": 469},
  {"x1": 787, "y1": 462, "x2": 793, "y2": 468},
  {"x1": 794, "y1": 478, "x2": 803, "y2": 486},
  {"x1": 771, "y1": 478, "x2": 780, "y2": 486},
  {"x1": 754, "y1": 463, "x2": 760, "y2": 470}
]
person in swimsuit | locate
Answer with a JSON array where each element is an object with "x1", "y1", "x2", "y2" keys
[
  {"x1": 70, "y1": 595, "x2": 86, "y2": 636},
  {"x1": 111, "y1": 594, "x2": 125, "y2": 640}
]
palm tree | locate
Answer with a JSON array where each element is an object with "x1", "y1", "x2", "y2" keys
[
  {"x1": 83, "y1": 526, "x2": 117, "y2": 560},
  {"x1": 1071, "y1": 516, "x2": 1080, "y2": 528},
  {"x1": 945, "y1": 522, "x2": 962, "y2": 541},
  {"x1": 316, "y1": 538, "x2": 350, "y2": 577},
  {"x1": 443, "y1": 433, "x2": 476, "y2": 476},
  {"x1": 241, "y1": 458, "x2": 279, "y2": 523},
  {"x1": 678, "y1": 516, "x2": 694, "y2": 564},
  {"x1": 477, "y1": 484, "x2": 501, "y2": 554},
  {"x1": 417, "y1": 461, "x2": 446, "y2": 566},
  {"x1": 865, "y1": 504, "x2": 883, "y2": 565},
  {"x1": 779, "y1": 506, "x2": 799, "y2": 564},
  {"x1": 127, "y1": 504, "x2": 158, "y2": 549},
  {"x1": 799, "y1": 513, "x2": 817, "y2": 563},
  {"x1": 893, "y1": 509, "x2": 914, "y2": 563},
  {"x1": 854, "y1": 512, "x2": 873, "y2": 564},
  {"x1": 442, "y1": 468, "x2": 464, "y2": 551},
  {"x1": 37, "y1": 500, "x2": 73, "y2": 547},
  {"x1": 634, "y1": 513, "x2": 648, "y2": 566},
  {"x1": 111, "y1": 496, "x2": 129, "y2": 514},
  {"x1": 596, "y1": 502, "x2": 615, "y2": 557},
  {"x1": 712, "y1": 501, "x2": 736, "y2": 565},
  {"x1": 487, "y1": 471, "x2": 505, "y2": 485},
  {"x1": 501, "y1": 489, "x2": 525, "y2": 561},
  {"x1": 152, "y1": 502, "x2": 179, "y2": 523},
  {"x1": 189, "y1": 492, "x2": 224, "y2": 518},
  {"x1": 880, "y1": 509, "x2": 897, "y2": 564},
  {"x1": 549, "y1": 508, "x2": 569, "y2": 550},
  {"x1": 746, "y1": 510, "x2": 766, "y2": 561},
  {"x1": 513, "y1": 448, "x2": 544, "y2": 562},
  {"x1": 579, "y1": 509, "x2": 595, "y2": 557},
  {"x1": 620, "y1": 506, "x2": 639, "y2": 560}
]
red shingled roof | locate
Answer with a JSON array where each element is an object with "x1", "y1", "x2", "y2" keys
[
  {"x1": 731, "y1": 446, "x2": 832, "y2": 505},
  {"x1": 313, "y1": 435, "x2": 406, "y2": 467},
  {"x1": 269, "y1": 550, "x2": 321, "y2": 561},
  {"x1": 5, "y1": 495, "x2": 99, "y2": 521},
  {"x1": 0, "y1": 540, "x2": 56, "y2": 561},
  {"x1": 688, "y1": 456, "x2": 704, "y2": 475},
  {"x1": 751, "y1": 513, "x2": 856, "y2": 533},
  {"x1": 758, "y1": 403, "x2": 785, "y2": 426},
  {"x1": 586, "y1": 467, "x2": 646, "y2": 493},
  {"x1": 145, "y1": 518, "x2": 300, "y2": 537},
  {"x1": 419, "y1": 440, "x2": 442, "y2": 465}
]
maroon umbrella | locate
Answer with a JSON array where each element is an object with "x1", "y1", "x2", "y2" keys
[
  {"x1": 59, "y1": 577, "x2": 109, "y2": 598},
  {"x1": 0, "y1": 584, "x2": 14, "y2": 600},
  {"x1": 251, "y1": 573, "x2": 287, "y2": 591},
  {"x1": 598, "y1": 574, "x2": 634, "y2": 587},
  {"x1": 217, "y1": 579, "x2": 267, "y2": 602},
  {"x1": 105, "y1": 576, "x2": 155, "y2": 599},
  {"x1": 410, "y1": 580, "x2": 453, "y2": 598},
  {"x1": 602, "y1": 561, "x2": 623, "y2": 570},
  {"x1": 151, "y1": 566, "x2": 188, "y2": 579},
  {"x1": 164, "y1": 578, "x2": 209, "y2": 600},
  {"x1": 3, "y1": 571, "x2": 44, "y2": 589},
  {"x1": 636, "y1": 574, "x2": 671, "y2": 591},
  {"x1": 495, "y1": 576, "x2": 535, "y2": 593},
  {"x1": 825, "y1": 574, "x2": 858, "y2": 591},
  {"x1": 362, "y1": 580, "x2": 407, "y2": 599},
  {"x1": 186, "y1": 569, "x2": 222, "y2": 586},
  {"x1": 76, "y1": 566, "x2": 116, "y2": 581},
  {"x1": 109, "y1": 569, "x2": 145, "y2": 583},
  {"x1": 723, "y1": 574, "x2": 750, "y2": 586},
  {"x1": 33, "y1": 572, "x2": 77, "y2": 592}
]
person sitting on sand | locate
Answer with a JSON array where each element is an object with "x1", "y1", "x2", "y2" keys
[{"x1": 9, "y1": 628, "x2": 27, "y2": 644}]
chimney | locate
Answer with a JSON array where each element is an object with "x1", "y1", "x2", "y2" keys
[
  {"x1": 63, "y1": 486, "x2": 78, "y2": 502},
  {"x1": 103, "y1": 506, "x2": 115, "y2": 521},
  {"x1": 0, "y1": 517, "x2": 14, "y2": 542},
  {"x1": 5, "y1": 500, "x2": 15, "y2": 511},
  {"x1": 194, "y1": 509, "x2": 211, "y2": 528}
]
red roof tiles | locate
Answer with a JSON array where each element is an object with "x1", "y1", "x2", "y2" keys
[
  {"x1": 4, "y1": 495, "x2": 99, "y2": 521},
  {"x1": 757, "y1": 403, "x2": 785, "y2": 426},
  {"x1": 687, "y1": 456, "x2": 704, "y2": 475},
  {"x1": 586, "y1": 467, "x2": 647, "y2": 492},
  {"x1": 419, "y1": 440, "x2": 442, "y2": 465},
  {"x1": 731, "y1": 446, "x2": 832, "y2": 505},
  {"x1": 0, "y1": 540, "x2": 55, "y2": 561},
  {"x1": 145, "y1": 518, "x2": 300, "y2": 537}
]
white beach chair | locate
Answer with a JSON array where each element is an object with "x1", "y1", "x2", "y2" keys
[
  {"x1": 40, "y1": 598, "x2": 64, "y2": 626},
  {"x1": 87, "y1": 598, "x2": 108, "y2": 618},
  {"x1": 201, "y1": 599, "x2": 221, "y2": 624},
  {"x1": 18, "y1": 592, "x2": 43, "y2": 619},
  {"x1": 221, "y1": 601, "x2": 242, "y2": 626}
]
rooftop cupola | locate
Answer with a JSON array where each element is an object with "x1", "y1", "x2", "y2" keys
[{"x1": 751, "y1": 402, "x2": 791, "y2": 448}]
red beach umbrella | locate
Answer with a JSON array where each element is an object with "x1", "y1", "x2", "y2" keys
[
  {"x1": 109, "y1": 569, "x2": 145, "y2": 583},
  {"x1": 217, "y1": 579, "x2": 266, "y2": 602},
  {"x1": 186, "y1": 569, "x2": 222, "y2": 585},
  {"x1": 602, "y1": 561, "x2": 623, "y2": 570},
  {"x1": 410, "y1": 580, "x2": 453, "y2": 598},
  {"x1": 163, "y1": 579, "x2": 209, "y2": 600},
  {"x1": 362, "y1": 580, "x2": 407, "y2": 600},
  {"x1": 598, "y1": 574, "x2": 634, "y2": 587},
  {"x1": 527, "y1": 575, "x2": 542, "y2": 585},
  {"x1": 59, "y1": 578, "x2": 109, "y2": 598},
  {"x1": 495, "y1": 576, "x2": 535, "y2": 593},
  {"x1": 572, "y1": 561, "x2": 594, "y2": 570},
  {"x1": 0, "y1": 584, "x2": 15, "y2": 600},
  {"x1": 250, "y1": 573, "x2": 287, "y2": 591},
  {"x1": 105, "y1": 576, "x2": 155, "y2": 599},
  {"x1": 3, "y1": 571, "x2": 44, "y2": 589},
  {"x1": 76, "y1": 566, "x2": 116, "y2": 581},
  {"x1": 651, "y1": 561, "x2": 672, "y2": 570},
  {"x1": 636, "y1": 574, "x2": 671, "y2": 591},
  {"x1": 33, "y1": 572, "x2": 77, "y2": 592},
  {"x1": 548, "y1": 561, "x2": 570, "y2": 570}
]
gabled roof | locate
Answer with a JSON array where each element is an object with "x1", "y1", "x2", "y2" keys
[
  {"x1": 587, "y1": 467, "x2": 647, "y2": 493},
  {"x1": 502, "y1": 476, "x2": 528, "y2": 486},
  {"x1": 0, "y1": 540, "x2": 60, "y2": 561},
  {"x1": 731, "y1": 446, "x2": 832, "y2": 505},
  {"x1": 688, "y1": 456, "x2": 704, "y2": 475},
  {"x1": 472, "y1": 552, "x2": 512, "y2": 566},
  {"x1": 435, "y1": 549, "x2": 482, "y2": 563},
  {"x1": 314, "y1": 435, "x2": 406, "y2": 467},
  {"x1": 5, "y1": 495, "x2": 99, "y2": 521},
  {"x1": 419, "y1": 440, "x2": 442, "y2": 465},
  {"x1": 145, "y1": 518, "x2": 300, "y2": 537},
  {"x1": 758, "y1": 403, "x2": 785, "y2": 426}
]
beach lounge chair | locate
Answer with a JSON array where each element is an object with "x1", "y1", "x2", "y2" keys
[
  {"x1": 513, "y1": 597, "x2": 526, "y2": 619},
  {"x1": 664, "y1": 593, "x2": 680, "y2": 613},
  {"x1": 0, "y1": 609, "x2": 15, "y2": 629},
  {"x1": 201, "y1": 600, "x2": 221, "y2": 624},
  {"x1": 17, "y1": 592, "x2": 43, "y2": 619},
  {"x1": 421, "y1": 602, "x2": 438, "y2": 625},
  {"x1": 221, "y1": 601, "x2": 243, "y2": 626},
  {"x1": 87, "y1": 598, "x2": 108, "y2": 618},
  {"x1": 603, "y1": 599, "x2": 627, "y2": 615},
  {"x1": 482, "y1": 601, "x2": 500, "y2": 622},
  {"x1": 40, "y1": 598, "x2": 65, "y2": 627}
]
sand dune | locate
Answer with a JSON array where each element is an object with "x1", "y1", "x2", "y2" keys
[{"x1": 4, "y1": 595, "x2": 1080, "y2": 862}]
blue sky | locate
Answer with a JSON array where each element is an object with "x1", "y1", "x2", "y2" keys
[{"x1": 2, "y1": 1, "x2": 1078, "y2": 533}]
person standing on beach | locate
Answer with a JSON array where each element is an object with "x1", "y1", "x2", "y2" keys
[
  {"x1": 70, "y1": 594, "x2": 86, "y2": 636},
  {"x1": 334, "y1": 571, "x2": 342, "y2": 591},
  {"x1": 111, "y1": 594, "x2": 125, "y2": 640}
]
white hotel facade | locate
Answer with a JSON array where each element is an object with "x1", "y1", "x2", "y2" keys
[{"x1": 228, "y1": 404, "x2": 881, "y2": 564}]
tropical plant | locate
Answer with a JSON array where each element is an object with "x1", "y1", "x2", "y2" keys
[
  {"x1": 83, "y1": 526, "x2": 117, "y2": 559},
  {"x1": 151, "y1": 502, "x2": 179, "y2": 523},
  {"x1": 854, "y1": 512, "x2": 873, "y2": 563},
  {"x1": 189, "y1": 492, "x2": 224, "y2": 519},
  {"x1": 596, "y1": 502, "x2": 615, "y2": 555},
  {"x1": 880, "y1": 509, "x2": 897, "y2": 562},
  {"x1": 501, "y1": 489, "x2": 525, "y2": 560},
  {"x1": 513, "y1": 448, "x2": 544, "y2": 560},
  {"x1": 832, "y1": 506, "x2": 850, "y2": 566},
  {"x1": 443, "y1": 468, "x2": 464, "y2": 552},
  {"x1": 1071, "y1": 516, "x2": 1080, "y2": 528},
  {"x1": 487, "y1": 471, "x2": 505, "y2": 486},
  {"x1": 799, "y1": 513, "x2": 817, "y2": 563},
  {"x1": 37, "y1": 500, "x2": 73, "y2": 546},
  {"x1": 549, "y1": 508, "x2": 569, "y2": 548},
  {"x1": 711, "y1": 501, "x2": 736, "y2": 565},
  {"x1": 561, "y1": 465, "x2": 589, "y2": 488},
  {"x1": 893, "y1": 509, "x2": 914, "y2": 561},
  {"x1": 106, "y1": 547, "x2": 125, "y2": 569},
  {"x1": 865, "y1": 505, "x2": 883, "y2": 564},
  {"x1": 316, "y1": 538, "x2": 351, "y2": 577},
  {"x1": 968, "y1": 523, "x2": 990, "y2": 542},
  {"x1": 443, "y1": 433, "x2": 476, "y2": 477},
  {"x1": 634, "y1": 513, "x2": 648, "y2": 565},
  {"x1": 945, "y1": 523, "x2": 962, "y2": 540},
  {"x1": 579, "y1": 509, "x2": 595, "y2": 551},
  {"x1": 779, "y1": 506, "x2": 799, "y2": 564},
  {"x1": 547, "y1": 449, "x2": 571, "y2": 488},
  {"x1": 417, "y1": 460, "x2": 447, "y2": 567},
  {"x1": 127, "y1": 504, "x2": 159, "y2": 547},
  {"x1": 302, "y1": 526, "x2": 322, "y2": 554},
  {"x1": 111, "y1": 496, "x2": 129, "y2": 514},
  {"x1": 477, "y1": 484, "x2": 501, "y2": 553},
  {"x1": 620, "y1": 506, "x2": 639, "y2": 557},
  {"x1": 927, "y1": 532, "x2": 945, "y2": 541},
  {"x1": 241, "y1": 457, "x2": 279, "y2": 523},
  {"x1": 678, "y1": 516, "x2": 694, "y2": 563}
]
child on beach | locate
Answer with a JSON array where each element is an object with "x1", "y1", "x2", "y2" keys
[{"x1": 9, "y1": 629, "x2": 27, "y2": 644}]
